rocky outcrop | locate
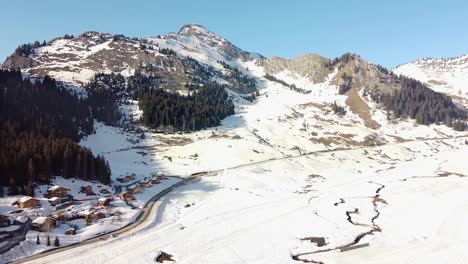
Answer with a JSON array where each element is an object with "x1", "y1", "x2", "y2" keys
[{"x1": 262, "y1": 54, "x2": 331, "y2": 83}]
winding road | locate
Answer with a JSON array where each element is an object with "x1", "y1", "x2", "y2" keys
[
  {"x1": 10, "y1": 177, "x2": 195, "y2": 264},
  {"x1": 9, "y1": 135, "x2": 468, "y2": 263}
]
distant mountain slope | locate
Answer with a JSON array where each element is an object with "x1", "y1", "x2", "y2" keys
[
  {"x1": 1, "y1": 25, "x2": 466, "y2": 132},
  {"x1": 1, "y1": 24, "x2": 260, "y2": 95},
  {"x1": 393, "y1": 55, "x2": 468, "y2": 104}
]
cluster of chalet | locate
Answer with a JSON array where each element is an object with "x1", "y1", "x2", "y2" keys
[
  {"x1": 119, "y1": 173, "x2": 166, "y2": 202},
  {"x1": 12, "y1": 183, "x2": 116, "y2": 234}
]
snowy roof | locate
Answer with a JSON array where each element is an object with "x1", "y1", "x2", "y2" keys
[
  {"x1": 32, "y1": 216, "x2": 50, "y2": 225},
  {"x1": 19, "y1": 196, "x2": 37, "y2": 203},
  {"x1": 139, "y1": 180, "x2": 150, "y2": 184},
  {"x1": 49, "y1": 197, "x2": 60, "y2": 201},
  {"x1": 48, "y1": 185, "x2": 67, "y2": 191},
  {"x1": 128, "y1": 184, "x2": 139, "y2": 189},
  {"x1": 15, "y1": 216, "x2": 28, "y2": 224},
  {"x1": 98, "y1": 197, "x2": 110, "y2": 202}
]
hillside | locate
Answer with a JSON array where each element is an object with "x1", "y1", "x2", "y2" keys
[{"x1": 394, "y1": 55, "x2": 468, "y2": 106}]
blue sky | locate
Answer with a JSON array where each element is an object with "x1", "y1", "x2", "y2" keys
[{"x1": 2, "y1": 0, "x2": 467, "y2": 68}]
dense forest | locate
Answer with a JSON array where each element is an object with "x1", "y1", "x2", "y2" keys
[
  {"x1": 139, "y1": 83, "x2": 235, "y2": 131},
  {"x1": 0, "y1": 70, "x2": 111, "y2": 195},
  {"x1": 376, "y1": 75, "x2": 467, "y2": 131},
  {"x1": 87, "y1": 71, "x2": 236, "y2": 132},
  {"x1": 86, "y1": 73, "x2": 124, "y2": 125}
]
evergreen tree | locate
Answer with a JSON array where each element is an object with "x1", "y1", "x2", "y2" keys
[
  {"x1": 54, "y1": 236, "x2": 60, "y2": 246},
  {"x1": 36, "y1": 235, "x2": 40, "y2": 245},
  {"x1": 47, "y1": 235, "x2": 51, "y2": 246},
  {"x1": 26, "y1": 179, "x2": 34, "y2": 197}
]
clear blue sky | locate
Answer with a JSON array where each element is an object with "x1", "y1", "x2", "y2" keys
[{"x1": 2, "y1": 0, "x2": 467, "y2": 68}]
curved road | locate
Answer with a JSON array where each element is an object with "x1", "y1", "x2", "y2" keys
[
  {"x1": 11, "y1": 177, "x2": 195, "y2": 264},
  {"x1": 10, "y1": 135, "x2": 467, "y2": 263}
]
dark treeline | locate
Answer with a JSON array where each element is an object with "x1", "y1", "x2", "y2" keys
[
  {"x1": 0, "y1": 70, "x2": 111, "y2": 195},
  {"x1": 264, "y1": 74, "x2": 310, "y2": 94},
  {"x1": 139, "y1": 83, "x2": 235, "y2": 131},
  {"x1": 377, "y1": 75, "x2": 467, "y2": 131},
  {"x1": 0, "y1": 70, "x2": 93, "y2": 141},
  {"x1": 14, "y1": 41, "x2": 47, "y2": 57}
]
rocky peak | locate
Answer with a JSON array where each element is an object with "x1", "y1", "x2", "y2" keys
[{"x1": 178, "y1": 24, "x2": 211, "y2": 36}]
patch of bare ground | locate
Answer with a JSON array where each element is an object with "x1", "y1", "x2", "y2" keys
[
  {"x1": 437, "y1": 171, "x2": 466, "y2": 177},
  {"x1": 385, "y1": 134, "x2": 411, "y2": 143},
  {"x1": 427, "y1": 79, "x2": 447, "y2": 86},
  {"x1": 309, "y1": 136, "x2": 358, "y2": 147},
  {"x1": 152, "y1": 135, "x2": 192, "y2": 146},
  {"x1": 450, "y1": 95, "x2": 468, "y2": 105},
  {"x1": 300, "y1": 102, "x2": 328, "y2": 110},
  {"x1": 345, "y1": 87, "x2": 381, "y2": 129},
  {"x1": 301, "y1": 237, "x2": 327, "y2": 247},
  {"x1": 155, "y1": 251, "x2": 175, "y2": 263},
  {"x1": 209, "y1": 131, "x2": 230, "y2": 139}
]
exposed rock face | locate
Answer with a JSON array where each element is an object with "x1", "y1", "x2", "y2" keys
[{"x1": 262, "y1": 54, "x2": 331, "y2": 83}]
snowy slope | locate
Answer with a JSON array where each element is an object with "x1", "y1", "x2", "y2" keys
[
  {"x1": 1, "y1": 25, "x2": 468, "y2": 264},
  {"x1": 394, "y1": 55, "x2": 468, "y2": 103}
]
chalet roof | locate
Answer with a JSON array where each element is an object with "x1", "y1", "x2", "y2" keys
[
  {"x1": 32, "y1": 216, "x2": 52, "y2": 225},
  {"x1": 15, "y1": 216, "x2": 28, "y2": 224},
  {"x1": 19, "y1": 196, "x2": 37, "y2": 203},
  {"x1": 139, "y1": 180, "x2": 150, "y2": 184},
  {"x1": 48, "y1": 185, "x2": 68, "y2": 191},
  {"x1": 127, "y1": 184, "x2": 139, "y2": 190},
  {"x1": 49, "y1": 197, "x2": 60, "y2": 201},
  {"x1": 97, "y1": 197, "x2": 110, "y2": 202}
]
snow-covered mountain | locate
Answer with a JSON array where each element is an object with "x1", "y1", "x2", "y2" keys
[
  {"x1": 2, "y1": 24, "x2": 467, "y2": 138},
  {"x1": 2, "y1": 24, "x2": 261, "y2": 96},
  {"x1": 394, "y1": 55, "x2": 468, "y2": 105},
  {"x1": 1, "y1": 25, "x2": 468, "y2": 264}
]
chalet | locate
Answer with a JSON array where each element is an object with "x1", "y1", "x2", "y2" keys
[
  {"x1": 65, "y1": 228, "x2": 76, "y2": 235},
  {"x1": 96, "y1": 197, "x2": 112, "y2": 207},
  {"x1": 31, "y1": 216, "x2": 55, "y2": 232},
  {"x1": 116, "y1": 176, "x2": 132, "y2": 183},
  {"x1": 46, "y1": 185, "x2": 69, "y2": 198},
  {"x1": 80, "y1": 185, "x2": 96, "y2": 196},
  {"x1": 0, "y1": 215, "x2": 10, "y2": 227},
  {"x1": 78, "y1": 210, "x2": 105, "y2": 221},
  {"x1": 120, "y1": 191, "x2": 134, "y2": 201},
  {"x1": 48, "y1": 197, "x2": 61, "y2": 206},
  {"x1": 151, "y1": 177, "x2": 161, "y2": 185},
  {"x1": 17, "y1": 197, "x2": 40, "y2": 208},
  {"x1": 117, "y1": 173, "x2": 137, "y2": 183},
  {"x1": 139, "y1": 180, "x2": 152, "y2": 188},
  {"x1": 48, "y1": 196, "x2": 72, "y2": 206},
  {"x1": 127, "y1": 184, "x2": 142, "y2": 194}
]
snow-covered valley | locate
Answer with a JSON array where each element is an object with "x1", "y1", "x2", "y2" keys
[{"x1": 1, "y1": 24, "x2": 467, "y2": 264}]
